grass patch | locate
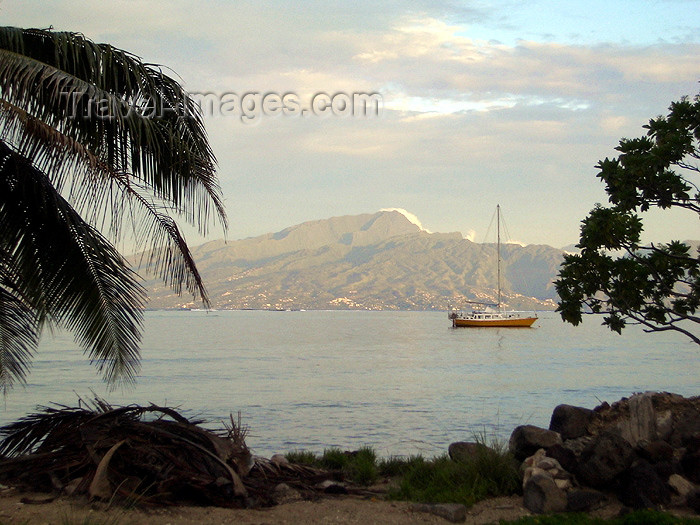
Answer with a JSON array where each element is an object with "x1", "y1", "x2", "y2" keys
[
  {"x1": 285, "y1": 447, "x2": 377, "y2": 485},
  {"x1": 320, "y1": 447, "x2": 351, "y2": 471},
  {"x1": 378, "y1": 454, "x2": 424, "y2": 477},
  {"x1": 284, "y1": 438, "x2": 520, "y2": 504},
  {"x1": 387, "y1": 433, "x2": 520, "y2": 507},
  {"x1": 386, "y1": 450, "x2": 520, "y2": 507},
  {"x1": 285, "y1": 449, "x2": 317, "y2": 465},
  {"x1": 499, "y1": 510, "x2": 700, "y2": 524},
  {"x1": 347, "y1": 446, "x2": 379, "y2": 486}
]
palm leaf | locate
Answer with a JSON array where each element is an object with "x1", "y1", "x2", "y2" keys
[
  {"x1": 0, "y1": 27, "x2": 227, "y2": 304},
  {"x1": 0, "y1": 99, "x2": 209, "y2": 302},
  {"x1": 0, "y1": 26, "x2": 228, "y2": 387},
  {"x1": 0, "y1": 277, "x2": 39, "y2": 394},
  {"x1": 0, "y1": 27, "x2": 226, "y2": 225},
  {"x1": 0, "y1": 140, "x2": 145, "y2": 386}
]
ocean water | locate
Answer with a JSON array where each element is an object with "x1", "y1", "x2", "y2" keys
[{"x1": 2, "y1": 310, "x2": 698, "y2": 458}]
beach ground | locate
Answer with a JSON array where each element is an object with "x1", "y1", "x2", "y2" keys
[
  {"x1": 0, "y1": 490, "x2": 539, "y2": 524},
  {"x1": 0, "y1": 489, "x2": 650, "y2": 525}
]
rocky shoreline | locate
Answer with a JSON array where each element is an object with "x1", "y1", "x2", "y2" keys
[
  {"x1": 447, "y1": 391, "x2": 700, "y2": 520},
  {"x1": 1, "y1": 392, "x2": 699, "y2": 523}
]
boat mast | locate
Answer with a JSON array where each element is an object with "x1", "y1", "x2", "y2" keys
[{"x1": 497, "y1": 204, "x2": 501, "y2": 308}]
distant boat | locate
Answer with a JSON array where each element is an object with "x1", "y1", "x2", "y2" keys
[{"x1": 448, "y1": 205, "x2": 538, "y2": 328}]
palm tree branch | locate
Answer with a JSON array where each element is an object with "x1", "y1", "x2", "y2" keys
[
  {"x1": 0, "y1": 29, "x2": 227, "y2": 232},
  {"x1": 1, "y1": 96, "x2": 210, "y2": 304},
  {"x1": 124, "y1": 185, "x2": 210, "y2": 305},
  {"x1": 0, "y1": 140, "x2": 145, "y2": 385},
  {"x1": 0, "y1": 277, "x2": 39, "y2": 394}
]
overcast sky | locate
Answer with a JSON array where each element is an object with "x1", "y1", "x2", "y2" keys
[{"x1": 3, "y1": 0, "x2": 699, "y2": 248}]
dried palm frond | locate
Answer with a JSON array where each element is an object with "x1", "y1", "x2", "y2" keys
[{"x1": 0, "y1": 398, "x2": 341, "y2": 508}]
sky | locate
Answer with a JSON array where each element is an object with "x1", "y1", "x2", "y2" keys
[{"x1": 3, "y1": 0, "x2": 700, "y2": 248}]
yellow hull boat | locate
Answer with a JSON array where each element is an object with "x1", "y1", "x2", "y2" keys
[
  {"x1": 450, "y1": 311, "x2": 537, "y2": 328},
  {"x1": 449, "y1": 205, "x2": 538, "y2": 328}
]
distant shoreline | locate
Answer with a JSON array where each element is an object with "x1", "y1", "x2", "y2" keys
[{"x1": 143, "y1": 306, "x2": 559, "y2": 312}]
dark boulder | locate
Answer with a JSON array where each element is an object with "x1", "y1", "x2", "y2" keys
[
  {"x1": 566, "y1": 489, "x2": 607, "y2": 512},
  {"x1": 448, "y1": 442, "x2": 490, "y2": 463},
  {"x1": 545, "y1": 444, "x2": 578, "y2": 474},
  {"x1": 668, "y1": 412, "x2": 700, "y2": 448},
  {"x1": 617, "y1": 460, "x2": 671, "y2": 509},
  {"x1": 681, "y1": 447, "x2": 700, "y2": 484},
  {"x1": 636, "y1": 440, "x2": 674, "y2": 464},
  {"x1": 549, "y1": 404, "x2": 595, "y2": 440},
  {"x1": 523, "y1": 474, "x2": 567, "y2": 514},
  {"x1": 509, "y1": 425, "x2": 562, "y2": 462},
  {"x1": 576, "y1": 432, "x2": 635, "y2": 488},
  {"x1": 653, "y1": 460, "x2": 678, "y2": 482},
  {"x1": 684, "y1": 432, "x2": 700, "y2": 452},
  {"x1": 687, "y1": 490, "x2": 700, "y2": 514}
]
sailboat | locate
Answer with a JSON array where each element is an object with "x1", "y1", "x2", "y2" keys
[{"x1": 448, "y1": 205, "x2": 538, "y2": 328}]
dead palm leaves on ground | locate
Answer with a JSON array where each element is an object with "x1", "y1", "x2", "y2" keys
[{"x1": 0, "y1": 398, "x2": 328, "y2": 507}]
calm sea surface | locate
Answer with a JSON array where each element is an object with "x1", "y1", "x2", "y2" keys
[{"x1": 2, "y1": 310, "x2": 698, "y2": 457}]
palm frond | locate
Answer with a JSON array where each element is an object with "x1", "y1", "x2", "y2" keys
[
  {"x1": 129, "y1": 191, "x2": 210, "y2": 305},
  {"x1": 0, "y1": 99, "x2": 209, "y2": 303},
  {"x1": 0, "y1": 26, "x2": 228, "y2": 308},
  {"x1": 0, "y1": 27, "x2": 227, "y2": 231},
  {"x1": 0, "y1": 276, "x2": 39, "y2": 394},
  {"x1": 0, "y1": 403, "x2": 95, "y2": 457},
  {"x1": 0, "y1": 26, "x2": 229, "y2": 387},
  {"x1": 0, "y1": 140, "x2": 145, "y2": 385}
]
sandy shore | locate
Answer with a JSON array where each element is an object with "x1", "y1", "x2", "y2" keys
[{"x1": 0, "y1": 491, "x2": 536, "y2": 524}]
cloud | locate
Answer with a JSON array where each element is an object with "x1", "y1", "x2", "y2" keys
[
  {"x1": 462, "y1": 229, "x2": 477, "y2": 242},
  {"x1": 3, "y1": 0, "x2": 699, "y2": 248},
  {"x1": 380, "y1": 208, "x2": 431, "y2": 232}
]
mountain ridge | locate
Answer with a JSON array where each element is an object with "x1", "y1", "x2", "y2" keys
[{"x1": 141, "y1": 210, "x2": 566, "y2": 311}]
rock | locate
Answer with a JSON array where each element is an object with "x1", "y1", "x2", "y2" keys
[
  {"x1": 617, "y1": 460, "x2": 671, "y2": 509},
  {"x1": 537, "y1": 457, "x2": 561, "y2": 471},
  {"x1": 594, "y1": 401, "x2": 611, "y2": 413},
  {"x1": 270, "y1": 454, "x2": 290, "y2": 466},
  {"x1": 668, "y1": 474, "x2": 696, "y2": 497},
  {"x1": 509, "y1": 425, "x2": 562, "y2": 461},
  {"x1": 687, "y1": 490, "x2": 700, "y2": 513},
  {"x1": 615, "y1": 392, "x2": 658, "y2": 446},
  {"x1": 448, "y1": 441, "x2": 489, "y2": 463},
  {"x1": 522, "y1": 449, "x2": 573, "y2": 491},
  {"x1": 410, "y1": 503, "x2": 467, "y2": 523},
  {"x1": 566, "y1": 489, "x2": 607, "y2": 512},
  {"x1": 576, "y1": 432, "x2": 635, "y2": 488},
  {"x1": 636, "y1": 439, "x2": 674, "y2": 463},
  {"x1": 669, "y1": 413, "x2": 700, "y2": 448},
  {"x1": 682, "y1": 441, "x2": 700, "y2": 483},
  {"x1": 653, "y1": 460, "x2": 677, "y2": 482},
  {"x1": 523, "y1": 474, "x2": 567, "y2": 514},
  {"x1": 549, "y1": 404, "x2": 595, "y2": 440},
  {"x1": 685, "y1": 432, "x2": 700, "y2": 452},
  {"x1": 272, "y1": 483, "x2": 302, "y2": 504},
  {"x1": 522, "y1": 466, "x2": 549, "y2": 488},
  {"x1": 561, "y1": 435, "x2": 595, "y2": 456},
  {"x1": 545, "y1": 444, "x2": 578, "y2": 474},
  {"x1": 522, "y1": 448, "x2": 547, "y2": 469},
  {"x1": 656, "y1": 410, "x2": 674, "y2": 441},
  {"x1": 315, "y1": 480, "x2": 348, "y2": 494},
  {"x1": 554, "y1": 478, "x2": 572, "y2": 491}
]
